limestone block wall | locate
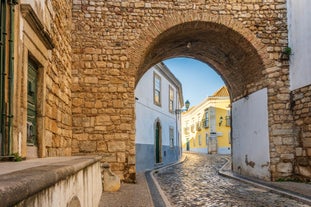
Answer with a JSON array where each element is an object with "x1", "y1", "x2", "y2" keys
[
  {"x1": 291, "y1": 85, "x2": 311, "y2": 180},
  {"x1": 71, "y1": 0, "x2": 296, "y2": 181}
]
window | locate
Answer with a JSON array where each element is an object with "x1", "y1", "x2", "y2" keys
[
  {"x1": 169, "y1": 86, "x2": 174, "y2": 113},
  {"x1": 191, "y1": 124, "x2": 195, "y2": 133},
  {"x1": 191, "y1": 118, "x2": 195, "y2": 132},
  {"x1": 184, "y1": 121, "x2": 190, "y2": 134},
  {"x1": 154, "y1": 73, "x2": 161, "y2": 106},
  {"x1": 204, "y1": 109, "x2": 209, "y2": 128},
  {"x1": 27, "y1": 58, "x2": 38, "y2": 146},
  {"x1": 198, "y1": 135, "x2": 202, "y2": 146},
  {"x1": 197, "y1": 114, "x2": 201, "y2": 130},
  {"x1": 169, "y1": 127, "x2": 174, "y2": 148}
]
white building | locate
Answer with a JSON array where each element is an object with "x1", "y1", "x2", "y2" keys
[
  {"x1": 135, "y1": 62, "x2": 184, "y2": 172},
  {"x1": 287, "y1": 0, "x2": 311, "y2": 90}
]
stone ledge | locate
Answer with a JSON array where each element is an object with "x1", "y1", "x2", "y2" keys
[{"x1": 0, "y1": 156, "x2": 102, "y2": 207}]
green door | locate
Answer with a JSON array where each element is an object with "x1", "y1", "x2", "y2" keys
[
  {"x1": 27, "y1": 60, "x2": 38, "y2": 146},
  {"x1": 186, "y1": 138, "x2": 190, "y2": 151},
  {"x1": 155, "y1": 122, "x2": 161, "y2": 163}
]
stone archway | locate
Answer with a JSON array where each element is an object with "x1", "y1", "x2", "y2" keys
[
  {"x1": 130, "y1": 18, "x2": 274, "y2": 180},
  {"x1": 131, "y1": 20, "x2": 268, "y2": 100},
  {"x1": 72, "y1": 1, "x2": 294, "y2": 181},
  {"x1": 126, "y1": 8, "x2": 279, "y2": 177}
]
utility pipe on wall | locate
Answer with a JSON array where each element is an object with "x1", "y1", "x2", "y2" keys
[
  {"x1": 7, "y1": 0, "x2": 18, "y2": 155},
  {"x1": 0, "y1": 0, "x2": 7, "y2": 156}
]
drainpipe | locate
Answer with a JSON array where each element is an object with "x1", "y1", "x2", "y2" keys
[
  {"x1": 0, "y1": 0, "x2": 7, "y2": 156},
  {"x1": 7, "y1": 0, "x2": 18, "y2": 155}
]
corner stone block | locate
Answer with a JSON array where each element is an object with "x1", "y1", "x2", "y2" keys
[
  {"x1": 295, "y1": 165, "x2": 311, "y2": 178},
  {"x1": 276, "y1": 162, "x2": 293, "y2": 173},
  {"x1": 101, "y1": 163, "x2": 121, "y2": 192}
]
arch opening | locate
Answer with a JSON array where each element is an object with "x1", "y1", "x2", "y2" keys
[
  {"x1": 133, "y1": 20, "x2": 271, "y2": 180},
  {"x1": 135, "y1": 21, "x2": 266, "y2": 100}
]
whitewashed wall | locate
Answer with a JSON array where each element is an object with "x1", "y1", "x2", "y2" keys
[
  {"x1": 14, "y1": 160, "x2": 102, "y2": 207},
  {"x1": 135, "y1": 67, "x2": 180, "y2": 146},
  {"x1": 287, "y1": 0, "x2": 311, "y2": 90},
  {"x1": 135, "y1": 64, "x2": 182, "y2": 172},
  {"x1": 232, "y1": 88, "x2": 270, "y2": 180}
]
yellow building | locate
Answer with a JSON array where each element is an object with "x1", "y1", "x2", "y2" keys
[{"x1": 181, "y1": 86, "x2": 231, "y2": 154}]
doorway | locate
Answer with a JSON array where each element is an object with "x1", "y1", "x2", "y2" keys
[
  {"x1": 186, "y1": 138, "x2": 190, "y2": 151},
  {"x1": 27, "y1": 58, "x2": 38, "y2": 158},
  {"x1": 155, "y1": 121, "x2": 162, "y2": 163}
]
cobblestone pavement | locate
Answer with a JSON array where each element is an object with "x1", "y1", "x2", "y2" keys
[{"x1": 154, "y1": 153, "x2": 309, "y2": 207}]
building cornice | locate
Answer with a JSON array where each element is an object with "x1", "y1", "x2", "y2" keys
[{"x1": 20, "y1": 4, "x2": 55, "y2": 50}]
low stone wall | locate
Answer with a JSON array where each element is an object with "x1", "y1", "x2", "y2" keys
[{"x1": 0, "y1": 156, "x2": 102, "y2": 207}]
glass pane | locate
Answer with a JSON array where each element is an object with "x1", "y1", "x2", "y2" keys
[
  {"x1": 169, "y1": 88, "x2": 174, "y2": 100},
  {"x1": 155, "y1": 90, "x2": 160, "y2": 104},
  {"x1": 155, "y1": 78, "x2": 160, "y2": 90}
]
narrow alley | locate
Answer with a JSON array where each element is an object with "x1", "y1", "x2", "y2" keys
[{"x1": 154, "y1": 153, "x2": 310, "y2": 207}]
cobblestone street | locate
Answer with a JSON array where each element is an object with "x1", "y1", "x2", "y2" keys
[{"x1": 154, "y1": 153, "x2": 309, "y2": 207}]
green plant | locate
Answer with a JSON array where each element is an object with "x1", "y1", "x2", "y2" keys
[
  {"x1": 280, "y1": 46, "x2": 292, "y2": 60},
  {"x1": 283, "y1": 46, "x2": 292, "y2": 56},
  {"x1": 276, "y1": 177, "x2": 286, "y2": 182},
  {"x1": 276, "y1": 177, "x2": 304, "y2": 183},
  {"x1": 11, "y1": 153, "x2": 23, "y2": 162}
]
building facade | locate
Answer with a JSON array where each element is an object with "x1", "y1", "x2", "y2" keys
[
  {"x1": 0, "y1": 0, "x2": 72, "y2": 159},
  {"x1": 135, "y1": 62, "x2": 183, "y2": 172},
  {"x1": 182, "y1": 86, "x2": 231, "y2": 155}
]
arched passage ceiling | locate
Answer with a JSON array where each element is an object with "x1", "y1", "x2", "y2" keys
[{"x1": 137, "y1": 21, "x2": 266, "y2": 99}]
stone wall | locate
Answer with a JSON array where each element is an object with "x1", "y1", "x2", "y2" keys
[
  {"x1": 291, "y1": 85, "x2": 311, "y2": 180},
  {"x1": 42, "y1": 1, "x2": 73, "y2": 157},
  {"x1": 71, "y1": 0, "x2": 297, "y2": 181},
  {"x1": 46, "y1": 0, "x2": 72, "y2": 156}
]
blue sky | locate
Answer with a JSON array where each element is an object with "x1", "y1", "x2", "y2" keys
[{"x1": 164, "y1": 57, "x2": 225, "y2": 107}]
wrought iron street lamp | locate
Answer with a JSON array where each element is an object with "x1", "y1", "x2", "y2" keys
[{"x1": 175, "y1": 100, "x2": 190, "y2": 114}]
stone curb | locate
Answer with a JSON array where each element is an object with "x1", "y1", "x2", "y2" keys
[
  {"x1": 149, "y1": 155, "x2": 188, "y2": 207},
  {"x1": 143, "y1": 173, "x2": 155, "y2": 207},
  {"x1": 0, "y1": 156, "x2": 102, "y2": 207},
  {"x1": 218, "y1": 158, "x2": 311, "y2": 206}
]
